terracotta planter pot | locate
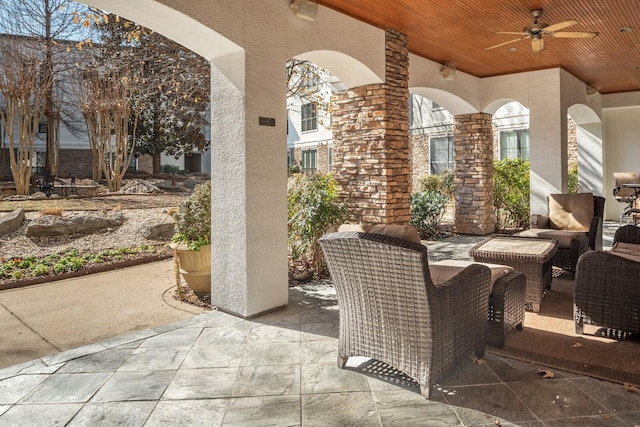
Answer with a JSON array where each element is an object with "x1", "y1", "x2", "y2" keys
[{"x1": 171, "y1": 243, "x2": 211, "y2": 295}]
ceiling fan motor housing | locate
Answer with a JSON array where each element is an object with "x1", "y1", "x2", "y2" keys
[{"x1": 524, "y1": 22, "x2": 549, "y2": 35}]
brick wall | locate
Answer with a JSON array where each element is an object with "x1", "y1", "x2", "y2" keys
[
  {"x1": 57, "y1": 149, "x2": 93, "y2": 178},
  {"x1": 332, "y1": 28, "x2": 410, "y2": 224},
  {"x1": 0, "y1": 148, "x2": 93, "y2": 179},
  {"x1": 137, "y1": 155, "x2": 154, "y2": 174}
]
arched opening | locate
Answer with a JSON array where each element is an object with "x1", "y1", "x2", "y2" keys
[
  {"x1": 285, "y1": 52, "x2": 380, "y2": 175},
  {"x1": 568, "y1": 104, "x2": 603, "y2": 197}
]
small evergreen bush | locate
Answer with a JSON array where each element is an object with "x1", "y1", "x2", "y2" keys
[
  {"x1": 493, "y1": 158, "x2": 530, "y2": 230},
  {"x1": 287, "y1": 173, "x2": 349, "y2": 277},
  {"x1": 171, "y1": 181, "x2": 211, "y2": 250},
  {"x1": 160, "y1": 164, "x2": 189, "y2": 175},
  {"x1": 418, "y1": 169, "x2": 455, "y2": 199},
  {"x1": 410, "y1": 190, "x2": 449, "y2": 237},
  {"x1": 568, "y1": 162, "x2": 578, "y2": 194}
]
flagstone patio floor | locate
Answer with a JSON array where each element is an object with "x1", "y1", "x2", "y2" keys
[{"x1": 0, "y1": 222, "x2": 639, "y2": 426}]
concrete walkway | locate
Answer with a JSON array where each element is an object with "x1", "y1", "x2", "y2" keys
[{"x1": 0, "y1": 260, "x2": 204, "y2": 369}]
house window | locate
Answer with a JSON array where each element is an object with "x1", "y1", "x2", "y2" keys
[
  {"x1": 430, "y1": 136, "x2": 454, "y2": 174},
  {"x1": 31, "y1": 151, "x2": 45, "y2": 176},
  {"x1": 302, "y1": 149, "x2": 317, "y2": 174},
  {"x1": 301, "y1": 103, "x2": 317, "y2": 132},
  {"x1": 500, "y1": 129, "x2": 529, "y2": 160},
  {"x1": 303, "y1": 73, "x2": 320, "y2": 91}
]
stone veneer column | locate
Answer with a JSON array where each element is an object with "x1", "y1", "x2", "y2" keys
[
  {"x1": 454, "y1": 113, "x2": 495, "y2": 235},
  {"x1": 331, "y1": 29, "x2": 410, "y2": 224}
]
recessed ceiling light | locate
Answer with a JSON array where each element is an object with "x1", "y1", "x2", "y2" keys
[
  {"x1": 620, "y1": 27, "x2": 634, "y2": 33},
  {"x1": 508, "y1": 47, "x2": 519, "y2": 52}
]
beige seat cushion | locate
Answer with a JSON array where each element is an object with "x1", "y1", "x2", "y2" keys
[
  {"x1": 548, "y1": 193, "x2": 594, "y2": 232},
  {"x1": 516, "y1": 228, "x2": 583, "y2": 249},
  {"x1": 338, "y1": 223, "x2": 422, "y2": 245},
  {"x1": 368, "y1": 224, "x2": 422, "y2": 244},
  {"x1": 338, "y1": 223, "x2": 372, "y2": 233},
  {"x1": 610, "y1": 241, "x2": 640, "y2": 263},
  {"x1": 429, "y1": 259, "x2": 514, "y2": 285}
]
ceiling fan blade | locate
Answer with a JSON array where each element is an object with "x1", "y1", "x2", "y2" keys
[
  {"x1": 532, "y1": 37, "x2": 544, "y2": 53},
  {"x1": 549, "y1": 31, "x2": 599, "y2": 38},
  {"x1": 496, "y1": 31, "x2": 528, "y2": 36},
  {"x1": 543, "y1": 19, "x2": 579, "y2": 32},
  {"x1": 484, "y1": 38, "x2": 524, "y2": 51}
]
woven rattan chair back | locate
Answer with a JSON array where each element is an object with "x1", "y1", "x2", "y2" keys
[{"x1": 319, "y1": 231, "x2": 491, "y2": 398}]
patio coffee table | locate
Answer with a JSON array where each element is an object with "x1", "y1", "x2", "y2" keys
[{"x1": 469, "y1": 236, "x2": 558, "y2": 312}]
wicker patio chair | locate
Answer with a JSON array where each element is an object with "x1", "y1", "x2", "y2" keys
[
  {"x1": 574, "y1": 225, "x2": 640, "y2": 337},
  {"x1": 318, "y1": 230, "x2": 492, "y2": 398}
]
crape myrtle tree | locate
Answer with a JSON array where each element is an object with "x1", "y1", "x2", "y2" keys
[
  {"x1": 0, "y1": 0, "x2": 91, "y2": 177},
  {"x1": 75, "y1": 66, "x2": 141, "y2": 191},
  {"x1": 0, "y1": 38, "x2": 51, "y2": 195},
  {"x1": 81, "y1": 11, "x2": 211, "y2": 174}
]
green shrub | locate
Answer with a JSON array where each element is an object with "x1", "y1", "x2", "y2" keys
[
  {"x1": 160, "y1": 164, "x2": 189, "y2": 175},
  {"x1": 418, "y1": 169, "x2": 455, "y2": 199},
  {"x1": 171, "y1": 181, "x2": 211, "y2": 250},
  {"x1": 30, "y1": 263, "x2": 49, "y2": 277},
  {"x1": 52, "y1": 256, "x2": 86, "y2": 273},
  {"x1": 568, "y1": 162, "x2": 578, "y2": 194},
  {"x1": 288, "y1": 164, "x2": 301, "y2": 175},
  {"x1": 410, "y1": 190, "x2": 449, "y2": 237},
  {"x1": 493, "y1": 158, "x2": 530, "y2": 230},
  {"x1": 288, "y1": 173, "x2": 349, "y2": 277}
]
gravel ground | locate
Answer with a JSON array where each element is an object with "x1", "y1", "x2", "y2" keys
[{"x1": 0, "y1": 207, "x2": 175, "y2": 259}]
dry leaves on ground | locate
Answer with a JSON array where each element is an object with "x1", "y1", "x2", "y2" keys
[{"x1": 537, "y1": 368, "x2": 555, "y2": 379}]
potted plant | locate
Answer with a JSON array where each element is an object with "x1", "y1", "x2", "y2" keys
[{"x1": 170, "y1": 181, "x2": 211, "y2": 296}]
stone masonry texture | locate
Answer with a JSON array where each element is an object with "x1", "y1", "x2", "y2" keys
[{"x1": 331, "y1": 28, "x2": 411, "y2": 225}]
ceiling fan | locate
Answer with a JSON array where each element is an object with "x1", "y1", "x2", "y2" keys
[{"x1": 485, "y1": 9, "x2": 598, "y2": 53}]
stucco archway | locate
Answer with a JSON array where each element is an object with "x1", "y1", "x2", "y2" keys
[
  {"x1": 568, "y1": 104, "x2": 603, "y2": 199},
  {"x1": 80, "y1": 0, "x2": 291, "y2": 317}
]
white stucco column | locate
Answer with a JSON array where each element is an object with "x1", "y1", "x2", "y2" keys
[
  {"x1": 528, "y1": 70, "x2": 568, "y2": 215},
  {"x1": 209, "y1": 3, "x2": 288, "y2": 318}
]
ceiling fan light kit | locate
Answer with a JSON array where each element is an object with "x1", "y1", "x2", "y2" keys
[{"x1": 485, "y1": 8, "x2": 598, "y2": 53}]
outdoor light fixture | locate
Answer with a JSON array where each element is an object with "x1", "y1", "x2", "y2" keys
[
  {"x1": 440, "y1": 62, "x2": 457, "y2": 81},
  {"x1": 586, "y1": 85, "x2": 598, "y2": 96},
  {"x1": 289, "y1": 0, "x2": 318, "y2": 21}
]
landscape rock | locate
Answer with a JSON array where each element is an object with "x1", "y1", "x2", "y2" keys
[
  {"x1": 119, "y1": 179, "x2": 163, "y2": 194},
  {"x1": 294, "y1": 271, "x2": 311, "y2": 281},
  {"x1": 142, "y1": 216, "x2": 176, "y2": 239},
  {"x1": 0, "y1": 208, "x2": 25, "y2": 235},
  {"x1": 25, "y1": 211, "x2": 125, "y2": 237},
  {"x1": 182, "y1": 178, "x2": 198, "y2": 189}
]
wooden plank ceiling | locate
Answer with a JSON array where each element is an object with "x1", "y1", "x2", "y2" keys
[{"x1": 317, "y1": 0, "x2": 640, "y2": 94}]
